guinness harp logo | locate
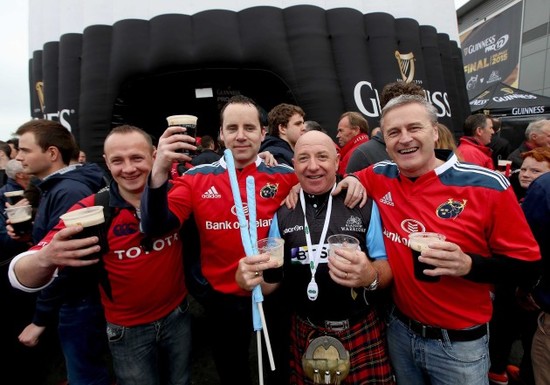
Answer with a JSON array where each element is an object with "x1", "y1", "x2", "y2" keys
[
  {"x1": 35, "y1": 81, "x2": 45, "y2": 113},
  {"x1": 395, "y1": 51, "x2": 415, "y2": 83}
]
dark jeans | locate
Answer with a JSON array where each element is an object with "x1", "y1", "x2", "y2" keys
[
  {"x1": 107, "y1": 299, "x2": 192, "y2": 385},
  {"x1": 58, "y1": 296, "x2": 112, "y2": 385},
  {"x1": 203, "y1": 291, "x2": 254, "y2": 385}
]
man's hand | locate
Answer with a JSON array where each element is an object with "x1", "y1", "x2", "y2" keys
[
  {"x1": 235, "y1": 253, "x2": 280, "y2": 292},
  {"x1": 327, "y1": 248, "x2": 377, "y2": 288},
  {"x1": 259, "y1": 151, "x2": 278, "y2": 167},
  {"x1": 418, "y1": 240, "x2": 473, "y2": 278},
  {"x1": 150, "y1": 126, "x2": 197, "y2": 188},
  {"x1": 18, "y1": 323, "x2": 45, "y2": 347},
  {"x1": 333, "y1": 176, "x2": 368, "y2": 208},
  {"x1": 39, "y1": 226, "x2": 103, "y2": 268}
]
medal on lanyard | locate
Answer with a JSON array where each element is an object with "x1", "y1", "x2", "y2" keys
[{"x1": 300, "y1": 185, "x2": 335, "y2": 301}]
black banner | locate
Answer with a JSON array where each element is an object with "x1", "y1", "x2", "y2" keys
[{"x1": 460, "y1": 2, "x2": 523, "y2": 99}]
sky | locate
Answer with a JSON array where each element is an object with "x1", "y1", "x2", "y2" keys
[{"x1": 0, "y1": 0, "x2": 469, "y2": 142}]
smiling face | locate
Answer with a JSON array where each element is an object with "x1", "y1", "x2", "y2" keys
[
  {"x1": 103, "y1": 131, "x2": 155, "y2": 199},
  {"x1": 293, "y1": 131, "x2": 339, "y2": 195},
  {"x1": 382, "y1": 101, "x2": 441, "y2": 178},
  {"x1": 219, "y1": 102, "x2": 265, "y2": 169}
]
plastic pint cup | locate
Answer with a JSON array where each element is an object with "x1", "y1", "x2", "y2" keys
[
  {"x1": 408, "y1": 232, "x2": 446, "y2": 282},
  {"x1": 257, "y1": 237, "x2": 285, "y2": 283},
  {"x1": 166, "y1": 114, "x2": 198, "y2": 155},
  {"x1": 60, "y1": 206, "x2": 108, "y2": 260},
  {"x1": 327, "y1": 234, "x2": 360, "y2": 263},
  {"x1": 4, "y1": 190, "x2": 25, "y2": 205},
  {"x1": 497, "y1": 159, "x2": 512, "y2": 177},
  {"x1": 6, "y1": 204, "x2": 33, "y2": 236}
]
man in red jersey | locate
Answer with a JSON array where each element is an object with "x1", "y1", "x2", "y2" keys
[
  {"x1": 457, "y1": 113, "x2": 495, "y2": 169},
  {"x1": 350, "y1": 95, "x2": 540, "y2": 385},
  {"x1": 9, "y1": 125, "x2": 192, "y2": 385},
  {"x1": 140, "y1": 95, "x2": 365, "y2": 385},
  {"x1": 336, "y1": 111, "x2": 370, "y2": 174}
]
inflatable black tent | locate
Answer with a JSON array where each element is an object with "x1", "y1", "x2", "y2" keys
[{"x1": 29, "y1": 5, "x2": 470, "y2": 163}]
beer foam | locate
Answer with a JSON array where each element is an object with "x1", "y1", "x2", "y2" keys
[
  {"x1": 408, "y1": 232, "x2": 445, "y2": 252},
  {"x1": 61, "y1": 206, "x2": 105, "y2": 227},
  {"x1": 10, "y1": 213, "x2": 31, "y2": 223},
  {"x1": 4, "y1": 190, "x2": 24, "y2": 197},
  {"x1": 166, "y1": 114, "x2": 197, "y2": 126}
]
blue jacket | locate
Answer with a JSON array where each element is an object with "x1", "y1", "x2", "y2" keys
[
  {"x1": 32, "y1": 162, "x2": 107, "y2": 326},
  {"x1": 522, "y1": 172, "x2": 550, "y2": 312},
  {"x1": 259, "y1": 135, "x2": 294, "y2": 167},
  {"x1": 32, "y1": 163, "x2": 106, "y2": 243}
]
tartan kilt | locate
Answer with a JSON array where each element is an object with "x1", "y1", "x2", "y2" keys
[{"x1": 290, "y1": 311, "x2": 395, "y2": 385}]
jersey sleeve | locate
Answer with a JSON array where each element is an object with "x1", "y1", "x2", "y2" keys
[{"x1": 366, "y1": 202, "x2": 387, "y2": 260}]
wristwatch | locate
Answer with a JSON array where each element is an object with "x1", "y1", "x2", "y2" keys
[{"x1": 364, "y1": 270, "x2": 379, "y2": 291}]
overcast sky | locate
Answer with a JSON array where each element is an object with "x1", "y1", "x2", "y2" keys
[{"x1": 0, "y1": 0, "x2": 469, "y2": 141}]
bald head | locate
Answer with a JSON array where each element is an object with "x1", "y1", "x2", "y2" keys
[
  {"x1": 293, "y1": 130, "x2": 339, "y2": 195},
  {"x1": 295, "y1": 130, "x2": 338, "y2": 157}
]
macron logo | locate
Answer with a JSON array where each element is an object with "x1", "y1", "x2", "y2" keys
[
  {"x1": 202, "y1": 186, "x2": 221, "y2": 199},
  {"x1": 379, "y1": 192, "x2": 394, "y2": 206}
]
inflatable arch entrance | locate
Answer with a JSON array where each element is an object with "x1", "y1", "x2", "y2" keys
[{"x1": 29, "y1": 5, "x2": 469, "y2": 163}]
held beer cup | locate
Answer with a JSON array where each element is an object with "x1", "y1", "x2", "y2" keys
[
  {"x1": 408, "y1": 232, "x2": 446, "y2": 282},
  {"x1": 5, "y1": 204, "x2": 33, "y2": 236},
  {"x1": 327, "y1": 234, "x2": 360, "y2": 263},
  {"x1": 166, "y1": 114, "x2": 198, "y2": 156},
  {"x1": 4, "y1": 190, "x2": 25, "y2": 205},
  {"x1": 60, "y1": 206, "x2": 108, "y2": 260},
  {"x1": 497, "y1": 159, "x2": 512, "y2": 178},
  {"x1": 257, "y1": 237, "x2": 285, "y2": 283}
]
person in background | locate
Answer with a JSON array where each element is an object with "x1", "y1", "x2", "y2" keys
[
  {"x1": 236, "y1": 130, "x2": 395, "y2": 384},
  {"x1": 336, "y1": 111, "x2": 369, "y2": 175},
  {"x1": 304, "y1": 120, "x2": 325, "y2": 133},
  {"x1": 78, "y1": 150, "x2": 87, "y2": 163},
  {"x1": 508, "y1": 119, "x2": 550, "y2": 170},
  {"x1": 519, "y1": 147, "x2": 550, "y2": 191},
  {"x1": 457, "y1": 113, "x2": 495, "y2": 169},
  {"x1": 190, "y1": 134, "x2": 221, "y2": 166},
  {"x1": 0, "y1": 158, "x2": 38, "y2": 385},
  {"x1": 435, "y1": 123, "x2": 458, "y2": 152},
  {"x1": 9, "y1": 125, "x2": 192, "y2": 385},
  {"x1": 522, "y1": 172, "x2": 550, "y2": 385},
  {"x1": 12, "y1": 119, "x2": 110, "y2": 385},
  {"x1": 0, "y1": 140, "x2": 11, "y2": 187},
  {"x1": 489, "y1": 146, "x2": 550, "y2": 385},
  {"x1": 350, "y1": 95, "x2": 541, "y2": 385},
  {"x1": 260, "y1": 102, "x2": 306, "y2": 166},
  {"x1": 488, "y1": 117, "x2": 512, "y2": 170}
]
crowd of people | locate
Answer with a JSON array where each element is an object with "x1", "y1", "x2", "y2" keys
[{"x1": 2, "y1": 82, "x2": 550, "y2": 385}]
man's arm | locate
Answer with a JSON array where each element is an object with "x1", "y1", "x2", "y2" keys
[
  {"x1": 140, "y1": 126, "x2": 196, "y2": 236},
  {"x1": 9, "y1": 225, "x2": 101, "y2": 290},
  {"x1": 150, "y1": 125, "x2": 196, "y2": 188}
]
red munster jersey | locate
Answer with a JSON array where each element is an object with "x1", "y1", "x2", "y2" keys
[
  {"x1": 355, "y1": 153, "x2": 540, "y2": 329},
  {"x1": 32, "y1": 192, "x2": 187, "y2": 327},
  {"x1": 168, "y1": 157, "x2": 297, "y2": 296}
]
